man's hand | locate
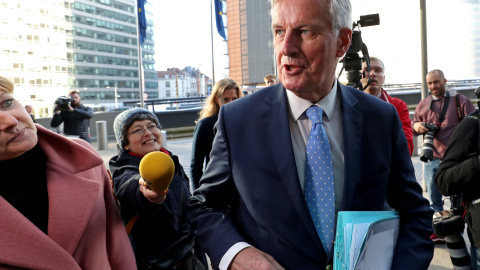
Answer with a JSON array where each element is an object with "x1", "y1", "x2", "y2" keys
[
  {"x1": 67, "y1": 103, "x2": 74, "y2": 111},
  {"x1": 229, "y1": 247, "x2": 284, "y2": 270},
  {"x1": 414, "y1": 122, "x2": 428, "y2": 134}
]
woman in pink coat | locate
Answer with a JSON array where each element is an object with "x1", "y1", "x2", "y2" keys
[{"x1": 0, "y1": 75, "x2": 136, "y2": 269}]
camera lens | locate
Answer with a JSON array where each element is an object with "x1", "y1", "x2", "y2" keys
[{"x1": 420, "y1": 131, "x2": 435, "y2": 162}]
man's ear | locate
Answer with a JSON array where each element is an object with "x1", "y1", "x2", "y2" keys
[{"x1": 336, "y1": 28, "x2": 353, "y2": 57}]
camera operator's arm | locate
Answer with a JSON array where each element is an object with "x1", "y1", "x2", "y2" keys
[
  {"x1": 50, "y1": 107, "x2": 64, "y2": 128},
  {"x1": 74, "y1": 105, "x2": 93, "y2": 119},
  {"x1": 435, "y1": 116, "x2": 480, "y2": 196}
]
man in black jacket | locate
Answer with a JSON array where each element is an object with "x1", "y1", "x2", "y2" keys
[
  {"x1": 51, "y1": 90, "x2": 93, "y2": 143},
  {"x1": 436, "y1": 108, "x2": 480, "y2": 269}
]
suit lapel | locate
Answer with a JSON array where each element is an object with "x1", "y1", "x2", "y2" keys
[
  {"x1": 338, "y1": 84, "x2": 363, "y2": 211},
  {"x1": 264, "y1": 85, "x2": 325, "y2": 255}
]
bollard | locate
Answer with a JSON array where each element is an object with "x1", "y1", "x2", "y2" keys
[
  {"x1": 96, "y1": 121, "x2": 108, "y2": 150},
  {"x1": 161, "y1": 130, "x2": 167, "y2": 149}
]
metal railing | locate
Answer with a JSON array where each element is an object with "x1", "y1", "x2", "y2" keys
[
  {"x1": 124, "y1": 97, "x2": 206, "y2": 112},
  {"x1": 384, "y1": 79, "x2": 480, "y2": 93}
]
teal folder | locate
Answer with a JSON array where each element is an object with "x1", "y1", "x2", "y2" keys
[{"x1": 333, "y1": 211, "x2": 400, "y2": 270}]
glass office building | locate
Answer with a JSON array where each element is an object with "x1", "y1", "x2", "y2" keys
[{"x1": 0, "y1": 0, "x2": 157, "y2": 116}]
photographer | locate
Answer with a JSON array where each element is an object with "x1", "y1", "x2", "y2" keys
[
  {"x1": 435, "y1": 106, "x2": 480, "y2": 269},
  {"x1": 361, "y1": 57, "x2": 413, "y2": 156},
  {"x1": 413, "y1": 69, "x2": 474, "y2": 242},
  {"x1": 51, "y1": 90, "x2": 93, "y2": 143}
]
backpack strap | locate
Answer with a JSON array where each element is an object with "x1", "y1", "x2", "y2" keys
[
  {"x1": 126, "y1": 213, "x2": 140, "y2": 235},
  {"x1": 430, "y1": 91, "x2": 450, "y2": 125},
  {"x1": 455, "y1": 94, "x2": 464, "y2": 121},
  {"x1": 108, "y1": 169, "x2": 139, "y2": 235}
]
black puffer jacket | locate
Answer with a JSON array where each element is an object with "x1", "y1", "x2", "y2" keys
[
  {"x1": 50, "y1": 104, "x2": 93, "y2": 143},
  {"x1": 109, "y1": 149, "x2": 198, "y2": 269},
  {"x1": 436, "y1": 110, "x2": 480, "y2": 248}
]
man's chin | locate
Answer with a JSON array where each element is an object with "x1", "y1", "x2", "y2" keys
[{"x1": 364, "y1": 87, "x2": 380, "y2": 96}]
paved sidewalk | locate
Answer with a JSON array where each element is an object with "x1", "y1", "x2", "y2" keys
[{"x1": 93, "y1": 138, "x2": 462, "y2": 269}]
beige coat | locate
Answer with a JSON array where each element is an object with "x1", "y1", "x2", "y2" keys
[{"x1": 0, "y1": 125, "x2": 136, "y2": 269}]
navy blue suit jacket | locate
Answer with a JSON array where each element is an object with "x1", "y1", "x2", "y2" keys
[{"x1": 190, "y1": 83, "x2": 433, "y2": 269}]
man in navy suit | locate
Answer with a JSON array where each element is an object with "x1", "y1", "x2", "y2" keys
[{"x1": 190, "y1": 0, "x2": 434, "y2": 269}]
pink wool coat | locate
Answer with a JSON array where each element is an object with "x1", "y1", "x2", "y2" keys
[{"x1": 0, "y1": 125, "x2": 136, "y2": 270}]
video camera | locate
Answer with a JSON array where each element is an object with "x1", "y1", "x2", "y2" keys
[
  {"x1": 339, "y1": 14, "x2": 380, "y2": 90},
  {"x1": 55, "y1": 96, "x2": 73, "y2": 112}
]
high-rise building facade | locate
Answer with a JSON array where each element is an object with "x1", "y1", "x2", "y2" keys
[
  {"x1": 0, "y1": 0, "x2": 157, "y2": 116},
  {"x1": 226, "y1": 0, "x2": 275, "y2": 86}
]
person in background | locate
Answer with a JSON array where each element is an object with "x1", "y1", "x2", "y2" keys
[
  {"x1": 0, "y1": 75, "x2": 136, "y2": 269},
  {"x1": 110, "y1": 108, "x2": 206, "y2": 270},
  {"x1": 361, "y1": 57, "x2": 413, "y2": 156},
  {"x1": 264, "y1": 74, "x2": 279, "y2": 86},
  {"x1": 50, "y1": 90, "x2": 93, "y2": 143},
  {"x1": 25, "y1": 104, "x2": 36, "y2": 123},
  {"x1": 413, "y1": 69, "x2": 475, "y2": 242},
  {"x1": 189, "y1": 0, "x2": 433, "y2": 269},
  {"x1": 435, "y1": 103, "x2": 480, "y2": 270},
  {"x1": 190, "y1": 78, "x2": 242, "y2": 190}
]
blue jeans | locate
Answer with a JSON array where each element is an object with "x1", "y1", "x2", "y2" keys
[
  {"x1": 424, "y1": 159, "x2": 444, "y2": 212},
  {"x1": 472, "y1": 244, "x2": 480, "y2": 270}
]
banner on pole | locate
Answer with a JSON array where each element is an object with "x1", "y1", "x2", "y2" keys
[
  {"x1": 214, "y1": 0, "x2": 226, "y2": 40},
  {"x1": 138, "y1": 0, "x2": 147, "y2": 45}
]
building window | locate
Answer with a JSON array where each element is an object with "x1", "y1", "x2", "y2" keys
[
  {"x1": 166, "y1": 90, "x2": 171, "y2": 97},
  {"x1": 166, "y1": 82, "x2": 170, "y2": 88}
]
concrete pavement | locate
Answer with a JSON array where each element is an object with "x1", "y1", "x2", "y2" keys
[{"x1": 92, "y1": 137, "x2": 462, "y2": 269}]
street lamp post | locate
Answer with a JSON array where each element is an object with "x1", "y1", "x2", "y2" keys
[
  {"x1": 107, "y1": 86, "x2": 119, "y2": 108},
  {"x1": 114, "y1": 87, "x2": 118, "y2": 108}
]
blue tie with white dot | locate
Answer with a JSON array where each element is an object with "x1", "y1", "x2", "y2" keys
[{"x1": 304, "y1": 105, "x2": 335, "y2": 255}]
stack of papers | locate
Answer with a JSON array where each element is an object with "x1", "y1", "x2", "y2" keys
[{"x1": 333, "y1": 211, "x2": 400, "y2": 270}]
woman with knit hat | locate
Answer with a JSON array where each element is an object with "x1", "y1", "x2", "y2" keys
[{"x1": 109, "y1": 108, "x2": 206, "y2": 270}]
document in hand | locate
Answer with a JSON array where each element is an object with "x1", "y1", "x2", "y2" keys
[{"x1": 333, "y1": 211, "x2": 400, "y2": 270}]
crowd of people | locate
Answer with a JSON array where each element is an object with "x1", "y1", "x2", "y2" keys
[{"x1": 1, "y1": 0, "x2": 479, "y2": 269}]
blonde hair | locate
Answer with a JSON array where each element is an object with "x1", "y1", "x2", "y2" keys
[
  {"x1": 68, "y1": 90, "x2": 80, "y2": 96},
  {"x1": 198, "y1": 78, "x2": 242, "y2": 120},
  {"x1": 0, "y1": 75, "x2": 14, "y2": 94},
  {"x1": 264, "y1": 74, "x2": 277, "y2": 81}
]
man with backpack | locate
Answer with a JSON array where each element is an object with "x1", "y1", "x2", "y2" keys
[{"x1": 413, "y1": 69, "x2": 475, "y2": 242}]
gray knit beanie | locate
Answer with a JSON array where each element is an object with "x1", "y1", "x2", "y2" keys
[{"x1": 113, "y1": 108, "x2": 160, "y2": 150}]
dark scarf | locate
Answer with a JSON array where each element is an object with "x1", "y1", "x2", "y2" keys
[{"x1": 0, "y1": 144, "x2": 49, "y2": 234}]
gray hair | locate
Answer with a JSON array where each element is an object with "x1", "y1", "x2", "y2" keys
[{"x1": 269, "y1": 0, "x2": 352, "y2": 34}]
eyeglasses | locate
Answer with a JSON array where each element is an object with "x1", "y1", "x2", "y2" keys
[{"x1": 128, "y1": 124, "x2": 160, "y2": 136}]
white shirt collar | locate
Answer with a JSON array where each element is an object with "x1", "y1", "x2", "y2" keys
[{"x1": 286, "y1": 79, "x2": 338, "y2": 121}]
